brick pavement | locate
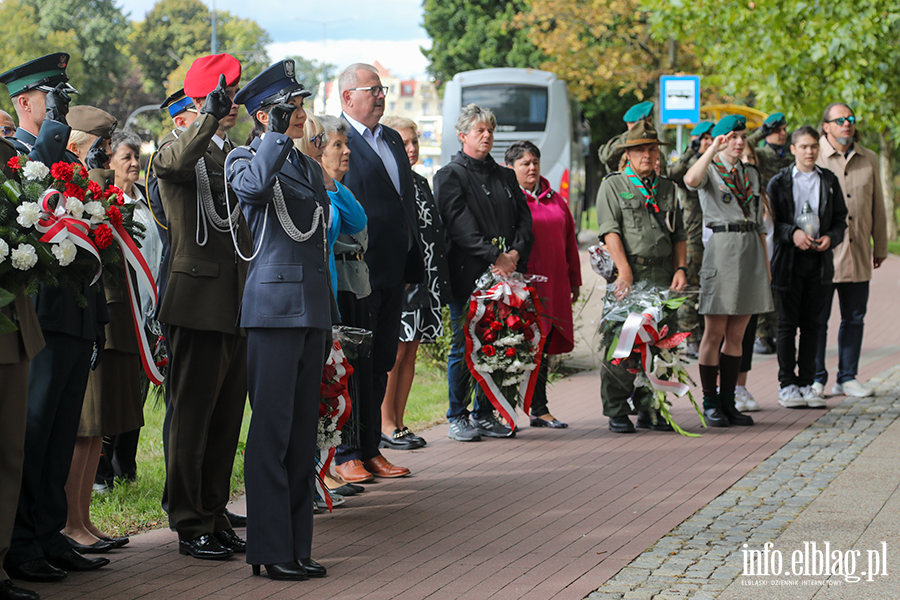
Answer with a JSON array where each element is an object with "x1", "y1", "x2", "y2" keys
[{"x1": 18, "y1": 256, "x2": 900, "y2": 600}]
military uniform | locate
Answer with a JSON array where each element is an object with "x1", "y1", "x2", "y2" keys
[
  {"x1": 596, "y1": 173, "x2": 685, "y2": 417},
  {"x1": 669, "y1": 148, "x2": 704, "y2": 340}
]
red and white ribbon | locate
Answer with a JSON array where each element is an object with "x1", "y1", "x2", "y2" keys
[
  {"x1": 612, "y1": 310, "x2": 690, "y2": 397},
  {"x1": 315, "y1": 338, "x2": 353, "y2": 512},
  {"x1": 34, "y1": 190, "x2": 102, "y2": 284}
]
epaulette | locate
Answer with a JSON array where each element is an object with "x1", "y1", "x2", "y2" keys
[{"x1": 602, "y1": 171, "x2": 621, "y2": 182}]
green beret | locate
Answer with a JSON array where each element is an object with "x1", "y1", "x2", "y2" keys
[
  {"x1": 764, "y1": 112, "x2": 785, "y2": 126},
  {"x1": 623, "y1": 101, "x2": 653, "y2": 123},
  {"x1": 691, "y1": 121, "x2": 714, "y2": 137},
  {"x1": 710, "y1": 115, "x2": 746, "y2": 137}
]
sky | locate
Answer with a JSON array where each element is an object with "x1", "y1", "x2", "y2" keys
[{"x1": 116, "y1": 0, "x2": 432, "y2": 79}]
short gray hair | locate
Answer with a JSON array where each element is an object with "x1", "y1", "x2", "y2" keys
[
  {"x1": 338, "y1": 63, "x2": 379, "y2": 93},
  {"x1": 455, "y1": 103, "x2": 496, "y2": 138},
  {"x1": 318, "y1": 114, "x2": 350, "y2": 145},
  {"x1": 110, "y1": 130, "x2": 142, "y2": 156}
]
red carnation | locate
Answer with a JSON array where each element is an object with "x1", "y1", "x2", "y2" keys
[
  {"x1": 506, "y1": 315, "x2": 524, "y2": 331},
  {"x1": 104, "y1": 185, "x2": 125, "y2": 205},
  {"x1": 93, "y1": 224, "x2": 114, "y2": 249},
  {"x1": 483, "y1": 330, "x2": 497, "y2": 343},
  {"x1": 523, "y1": 328, "x2": 535, "y2": 341},
  {"x1": 78, "y1": 166, "x2": 88, "y2": 180},
  {"x1": 64, "y1": 182, "x2": 85, "y2": 201},
  {"x1": 318, "y1": 402, "x2": 329, "y2": 418},
  {"x1": 6, "y1": 156, "x2": 22, "y2": 171},
  {"x1": 481, "y1": 345, "x2": 496, "y2": 357},
  {"x1": 489, "y1": 321, "x2": 503, "y2": 331},
  {"x1": 105, "y1": 205, "x2": 123, "y2": 228},
  {"x1": 155, "y1": 357, "x2": 169, "y2": 368},
  {"x1": 51, "y1": 162, "x2": 74, "y2": 182},
  {"x1": 504, "y1": 347, "x2": 516, "y2": 358},
  {"x1": 87, "y1": 180, "x2": 103, "y2": 198}
]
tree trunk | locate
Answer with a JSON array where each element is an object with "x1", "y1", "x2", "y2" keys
[{"x1": 878, "y1": 131, "x2": 897, "y2": 240}]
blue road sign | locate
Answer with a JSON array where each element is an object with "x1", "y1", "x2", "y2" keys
[{"x1": 660, "y1": 75, "x2": 701, "y2": 125}]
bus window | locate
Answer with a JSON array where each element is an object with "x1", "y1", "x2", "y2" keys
[{"x1": 461, "y1": 85, "x2": 548, "y2": 133}]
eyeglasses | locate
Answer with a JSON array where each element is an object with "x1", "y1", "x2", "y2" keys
[
  {"x1": 0, "y1": 126, "x2": 15, "y2": 136},
  {"x1": 348, "y1": 86, "x2": 388, "y2": 97},
  {"x1": 309, "y1": 133, "x2": 325, "y2": 149},
  {"x1": 827, "y1": 116, "x2": 856, "y2": 126}
]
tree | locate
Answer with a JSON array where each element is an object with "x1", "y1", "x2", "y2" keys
[
  {"x1": 287, "y1": 56, "x2": 337, "y2": 97},
  {"x1": 422, "y1": 0, "x2": 545, "y2": 84}
]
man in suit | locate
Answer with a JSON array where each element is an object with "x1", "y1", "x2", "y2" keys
[
  {"x1": 154, "y1": 54, "x2": 251, "y2": 560},
  {"x1": 0, "y1": 138, "x2": 45, "y2": 600},
  {"x1": 0, "y1": 53, "x2": 111, "y2": 582},
  {"x1": 335, "y1": 63, "x2": 423, "y2": 482}
]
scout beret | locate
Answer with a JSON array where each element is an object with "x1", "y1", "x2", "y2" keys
[
  {"x1": 615, "y1": 120, "x2": 672, "y2": 149},
  {"x1": 764, "y1": 112, "x2": 786, "y2": 127},
  {"x1": 160, "y1": 88, "x2": 194, "y2": 118},
  {"x1": 691, "y1": 121, "x2": 714, "y2": 137},
  {"x1": 183, "y1": 54, "x2": 241, "y2": 98},
  {"x1": 622, "y1": 101, "x2": 653, "y2": 123},
  {"x1": 234, "y1": 59, "x2": 311, "y2": 117},
  {"x1": 0, "y1": 52, "x2": 77, "y2": 97},
  {"x1": 710, "y1": 115, "x2": 747, "y2": 137},
  {"x1": 67, "y1": 106, "x2": 117, "y2": 139}
]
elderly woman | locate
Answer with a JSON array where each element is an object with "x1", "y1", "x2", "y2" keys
[
  {"x1": 505, "y1": 140, "x2": 581, "y2": 429},
  {"x1": 378, "y1": 116, "x2": 451, "y2": 450},
  {"x1": 684, "y1": 115, "x2": 773, "y2": 427},
  {"x1": 433, "y1": 104, "x2": 534, "y2": 442}
]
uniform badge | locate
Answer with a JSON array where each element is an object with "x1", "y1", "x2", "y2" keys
[
  {"x1": 619, "y1": 192, "x2": 634, "y2": 200},
  {"x1": 284, "y1": 60, "x2": 295, "y2": 79},
  {"x1": 722, "y1": 192, "x2": 733, "y2": 204},
  {"x1": 58, "y1": 55, "x2": 68, "y2": 68}
]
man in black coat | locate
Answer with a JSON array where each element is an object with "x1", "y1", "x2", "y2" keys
[
  {"x1": 433, "y1": 103, "x2": 534, "y2": 442},
  {"x1": 767, "y1": 125, "x2": 847, "y2": 409}
]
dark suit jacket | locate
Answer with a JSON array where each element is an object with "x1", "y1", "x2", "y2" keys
[
  {"x1": 9, "y1": 122, "x2": 78, "y2": 165},
  {"x1": 339, "y1": 116, "x2": 423, "y2": 290},
  {"x1": 153, "y1": 114, "x2": 251, "y2": 334},
  {"x1": 226, "y1": 133, "x2": 337, "y2": 329}
]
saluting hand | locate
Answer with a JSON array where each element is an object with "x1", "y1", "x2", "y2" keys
[
  {"x1": 85, "y1": 136, "x2": 110, "y2": 170},
  {"x1": 45, "y1": 83, "x2": 71, "y2": 125},
  {"x1": 711, "y1": 131, "x2": 733, "y2": 152},
  {"x1": 201, "y1": 74, "x2": 232, "y2": 121},
  {"x1": 267, "y1": 101, "x2": 296, "y2": 135}
]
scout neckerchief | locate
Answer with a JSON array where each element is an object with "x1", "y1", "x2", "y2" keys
[
  {"x1": 712, "y1": 155, "x2": 752, "y2": 217},
  {"x1": 623, "y1": 165, "x2": 659, "y2": 213}
]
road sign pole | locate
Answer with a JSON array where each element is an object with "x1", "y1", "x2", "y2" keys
[{"x1": 677, "y1": 124, "x2": 683, "y2": 153}]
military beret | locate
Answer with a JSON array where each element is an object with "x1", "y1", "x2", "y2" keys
[
  {"x1": 623, "y1": 101, "x2": 653, "y2": 123},
  {"x1": 234, "y1": 59, "x2": 311, "y2": 117},
  {"x1": 764, "y1": 112, "x2": 786, "y2": 126},
  {"x1": 0, "y1": 52, "x2": 77, "y2": 97},
  {"x1": 183, "y1": 54, "x2": 241, "y2": 98},
  {"x1": 691, "y1": 121, "x2": 714, "y2": 137},
  {"x1": 67, "y1": 106, "x2": 117, "y2": 139},
  {"x1": 710, "y1": 115, "x2": 746, "y2": 137},
  {"x1": 160, "y1": 88, "x2": 194, "y2": 118}
]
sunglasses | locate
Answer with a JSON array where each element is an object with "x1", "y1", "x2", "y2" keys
[
  {"x1": 348, "y1": 85, "x2": 388, "y2": 97},
  {"x1": 309, "y1": 133, "x2": 325, "y2": 149},
  {"x1": 827, "y1": 116, "x2": 856, "y2": 126}
]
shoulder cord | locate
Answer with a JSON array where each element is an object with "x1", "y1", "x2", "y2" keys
[{"x1": 195, "y1": 156, "x2": 242, "y2": 247}]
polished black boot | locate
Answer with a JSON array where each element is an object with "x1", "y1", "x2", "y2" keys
[{"x1": 252, "y1": 562, "x2": 308, "y2": 581}]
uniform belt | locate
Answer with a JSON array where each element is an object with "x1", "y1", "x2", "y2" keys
[
  {"x1": 630, "y1": 255, "x2": 667, "y2": 267},
  {"x1": 337, "y1": 252, "x2": 364, "y2": 262},
  {"x1": 710, "y1": 223, "x2": 755, "y2": 233}
]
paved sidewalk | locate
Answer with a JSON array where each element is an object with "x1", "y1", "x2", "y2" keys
[{"x1": 19, "y1": 254, "x2": 900, "y2": 600}]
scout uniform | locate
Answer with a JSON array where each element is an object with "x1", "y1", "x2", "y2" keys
[{"x1": 596, "y1": 122, "x2": 685, "y2": 426}]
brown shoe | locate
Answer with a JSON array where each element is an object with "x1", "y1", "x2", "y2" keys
[
  {"x1": 362, "y1": 454, "x2": 411, "y2": 478},
  {"x1": 334, "y1": 460, "x2": 375, "y2": 483}
]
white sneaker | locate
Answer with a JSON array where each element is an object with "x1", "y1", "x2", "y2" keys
[
  {"x1": 734, "y1": 393, "x2": 746, "y2": 412},
  {"x1": 833, "y1": 378, "x2": 873, "y2": 398},
  {"x1": 811, "y1": 381, "x2": 825, "y2": 398},
  {"x1": 778, "y1": 384, "x2": 806, "y2": 408},
  {"x1": 801, "y1": 385, "x2": 826, "y2": 408},
  {"x1": 736, "y1": 386, "x2": 760, "y2": 412}
]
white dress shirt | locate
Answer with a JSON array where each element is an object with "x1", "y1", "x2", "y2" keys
[
  {"x1": 343, "y1": 112, "x2": 401, "y2": 194},
  {"x1": 791, "y1": 165, "x2": 821, "y2": 224}
]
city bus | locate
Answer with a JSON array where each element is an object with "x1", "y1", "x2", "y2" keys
[{"x1": 441, "y1": 68, "x2": 590, "y2": 230}]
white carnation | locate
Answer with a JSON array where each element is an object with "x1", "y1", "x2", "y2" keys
[
  {"x1": 11, "y1": 244, "x2": 38, "y2": 270},
  {"x1": 51, "y1": 238, "x2": 77, "y2": 266},
  {"x1": 0, "y1": 238, "x2": 8, "y2": 263},
  {"x1": 16, "y1": 202, "x2": 41, "y2": 228},
  {"x1": 22, "y1": 160, "x2": 49, "y2": 181},
  {"x1": 65, "y1": 197, "x2": 84, "y2": 217},
  {"x1": 83, "y1": 201, "x2": 106, "y2": 223}
]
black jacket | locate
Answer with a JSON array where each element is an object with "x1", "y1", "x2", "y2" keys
[
  {"x1": 767, "y1": 165, "x2": 848, "y2": 291},
  {"x1": 433, "y1": 151, "x2": 534, "y2": 302}
]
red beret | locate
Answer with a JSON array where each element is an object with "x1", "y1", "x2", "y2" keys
[{"x1": 183, "y1": 54, "x2": 241, "y2": 98}]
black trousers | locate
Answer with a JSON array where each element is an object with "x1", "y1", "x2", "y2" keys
[
  {"x1": 775, "y1": 252, "x2": 828, "y2": 388},
  {"x1": 8, "y1": 332, "x2": 92, "y2": 566},
  {"x1": 529, "y1": 328, "x2": 555, "y2": 417}
]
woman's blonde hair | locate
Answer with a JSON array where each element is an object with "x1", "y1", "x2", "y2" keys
[
  {"x1": 380, "y1": 115, "x2": 417, "y2": 134},
  {"x1": 294, "y1": 109, "x2": 323, "y2": 155}
]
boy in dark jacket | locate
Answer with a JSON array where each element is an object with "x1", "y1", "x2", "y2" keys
[{"x1": 767, "y1": 125, "x2": 847, "y2": 408}]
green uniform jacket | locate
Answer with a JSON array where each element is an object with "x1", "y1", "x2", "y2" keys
[
  {"x1": 599, "y1": 130, "x2": 669, "y2": 178},
  {"x1": 153, "y1": 113, "x2": 251, "y2": 334},
  {"x1": 749, "y1": 127, "x2": 793, "y2": 188}
]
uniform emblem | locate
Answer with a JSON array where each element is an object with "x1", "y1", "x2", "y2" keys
[
  {"x1": 58, "y1": 55, "x2": 68, "y2": 68},
  {"x1": 619, "y1": 192, "x2": 634, "y2": 200},
  {"x1": 722, "y1": 192, "x2": 733, "y2": 204},
  {"x1": 283, "y1": 60, "x2": 295, "y2": 79}
]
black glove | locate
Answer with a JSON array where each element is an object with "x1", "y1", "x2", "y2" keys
[
  {"x1": 45, "y1": 83, "x2": 71, "y2": 125},
  {"x1": 85, "y1": 136, "x2": 110, "y2": 170},
  {"x1": 91, "y1": 331, "x2": 106, "y2": 371},
  {"x1": 267, "y1": 101, "x2": 296, "y2": 135},
  {"x1": 690, "y1": 137, "x2": 701, "y2": 153},
  {"x1": 201, "y1": 74, "x2": 232, "y2": 121}
]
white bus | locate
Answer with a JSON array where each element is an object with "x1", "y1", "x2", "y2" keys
[{"x1": 441, "y1": 68, "x2": 589, "y2": 229}]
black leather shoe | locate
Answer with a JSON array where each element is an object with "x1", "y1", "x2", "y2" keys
[
  {"x1": 401, "y1": 427, "x2": 426, "y2": 446},
  {"x1": 299, "y1": 558, "x2": 326, "y2": 578},
  {"x1": 5, "y1": 558, "x2": 66, "y2": 583},
  {"x1": 703, "y1": 407, "x2": 731, "y2": 428},
  {"x1": 721, "y1": 403, "x2": 754, "y2": 426},
  {"x1": 635, "y1": 411, "x2": 674, "y2": 431},
  {"x1": 0, "y1": 579, "x2": 40, "y2": 600},
  {"x1": 47, "y1": 548, "x2": 109, "y2": 571},
  {"x1": 225, "y1": 509, "x2": 246, "y2": 528},
  {"x1": 213, "y1": 529, "x2": 246, "y2": 553},
  {"x1": 608, "y1": 415, "x2": 635, "y2": 433},
  {"x1": 529, "y1": 415, "x2": 569, "y2": 428},
  {"x1": 252, "y1": 562, "x2": 308, "y2": 581},
  {"x1": 98, "y1": 535, "x2": 129, "y2": 548},
  {"x1": 62, "y1": 533, "x2": 115, "y2": 553},
  {"x1": 178, "y1": 534, "x2": 233, "y2": 560},
  {"x1": 378, "y1": 430, "x2": 423, "y2": 450}
]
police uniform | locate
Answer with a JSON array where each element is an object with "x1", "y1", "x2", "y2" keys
[
  {"x1": 596, "y1": 122, "x2": 686, "y2": 421},
  {"x1": 226, "y1": 59, "x2": 334, "y2": 575}
]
